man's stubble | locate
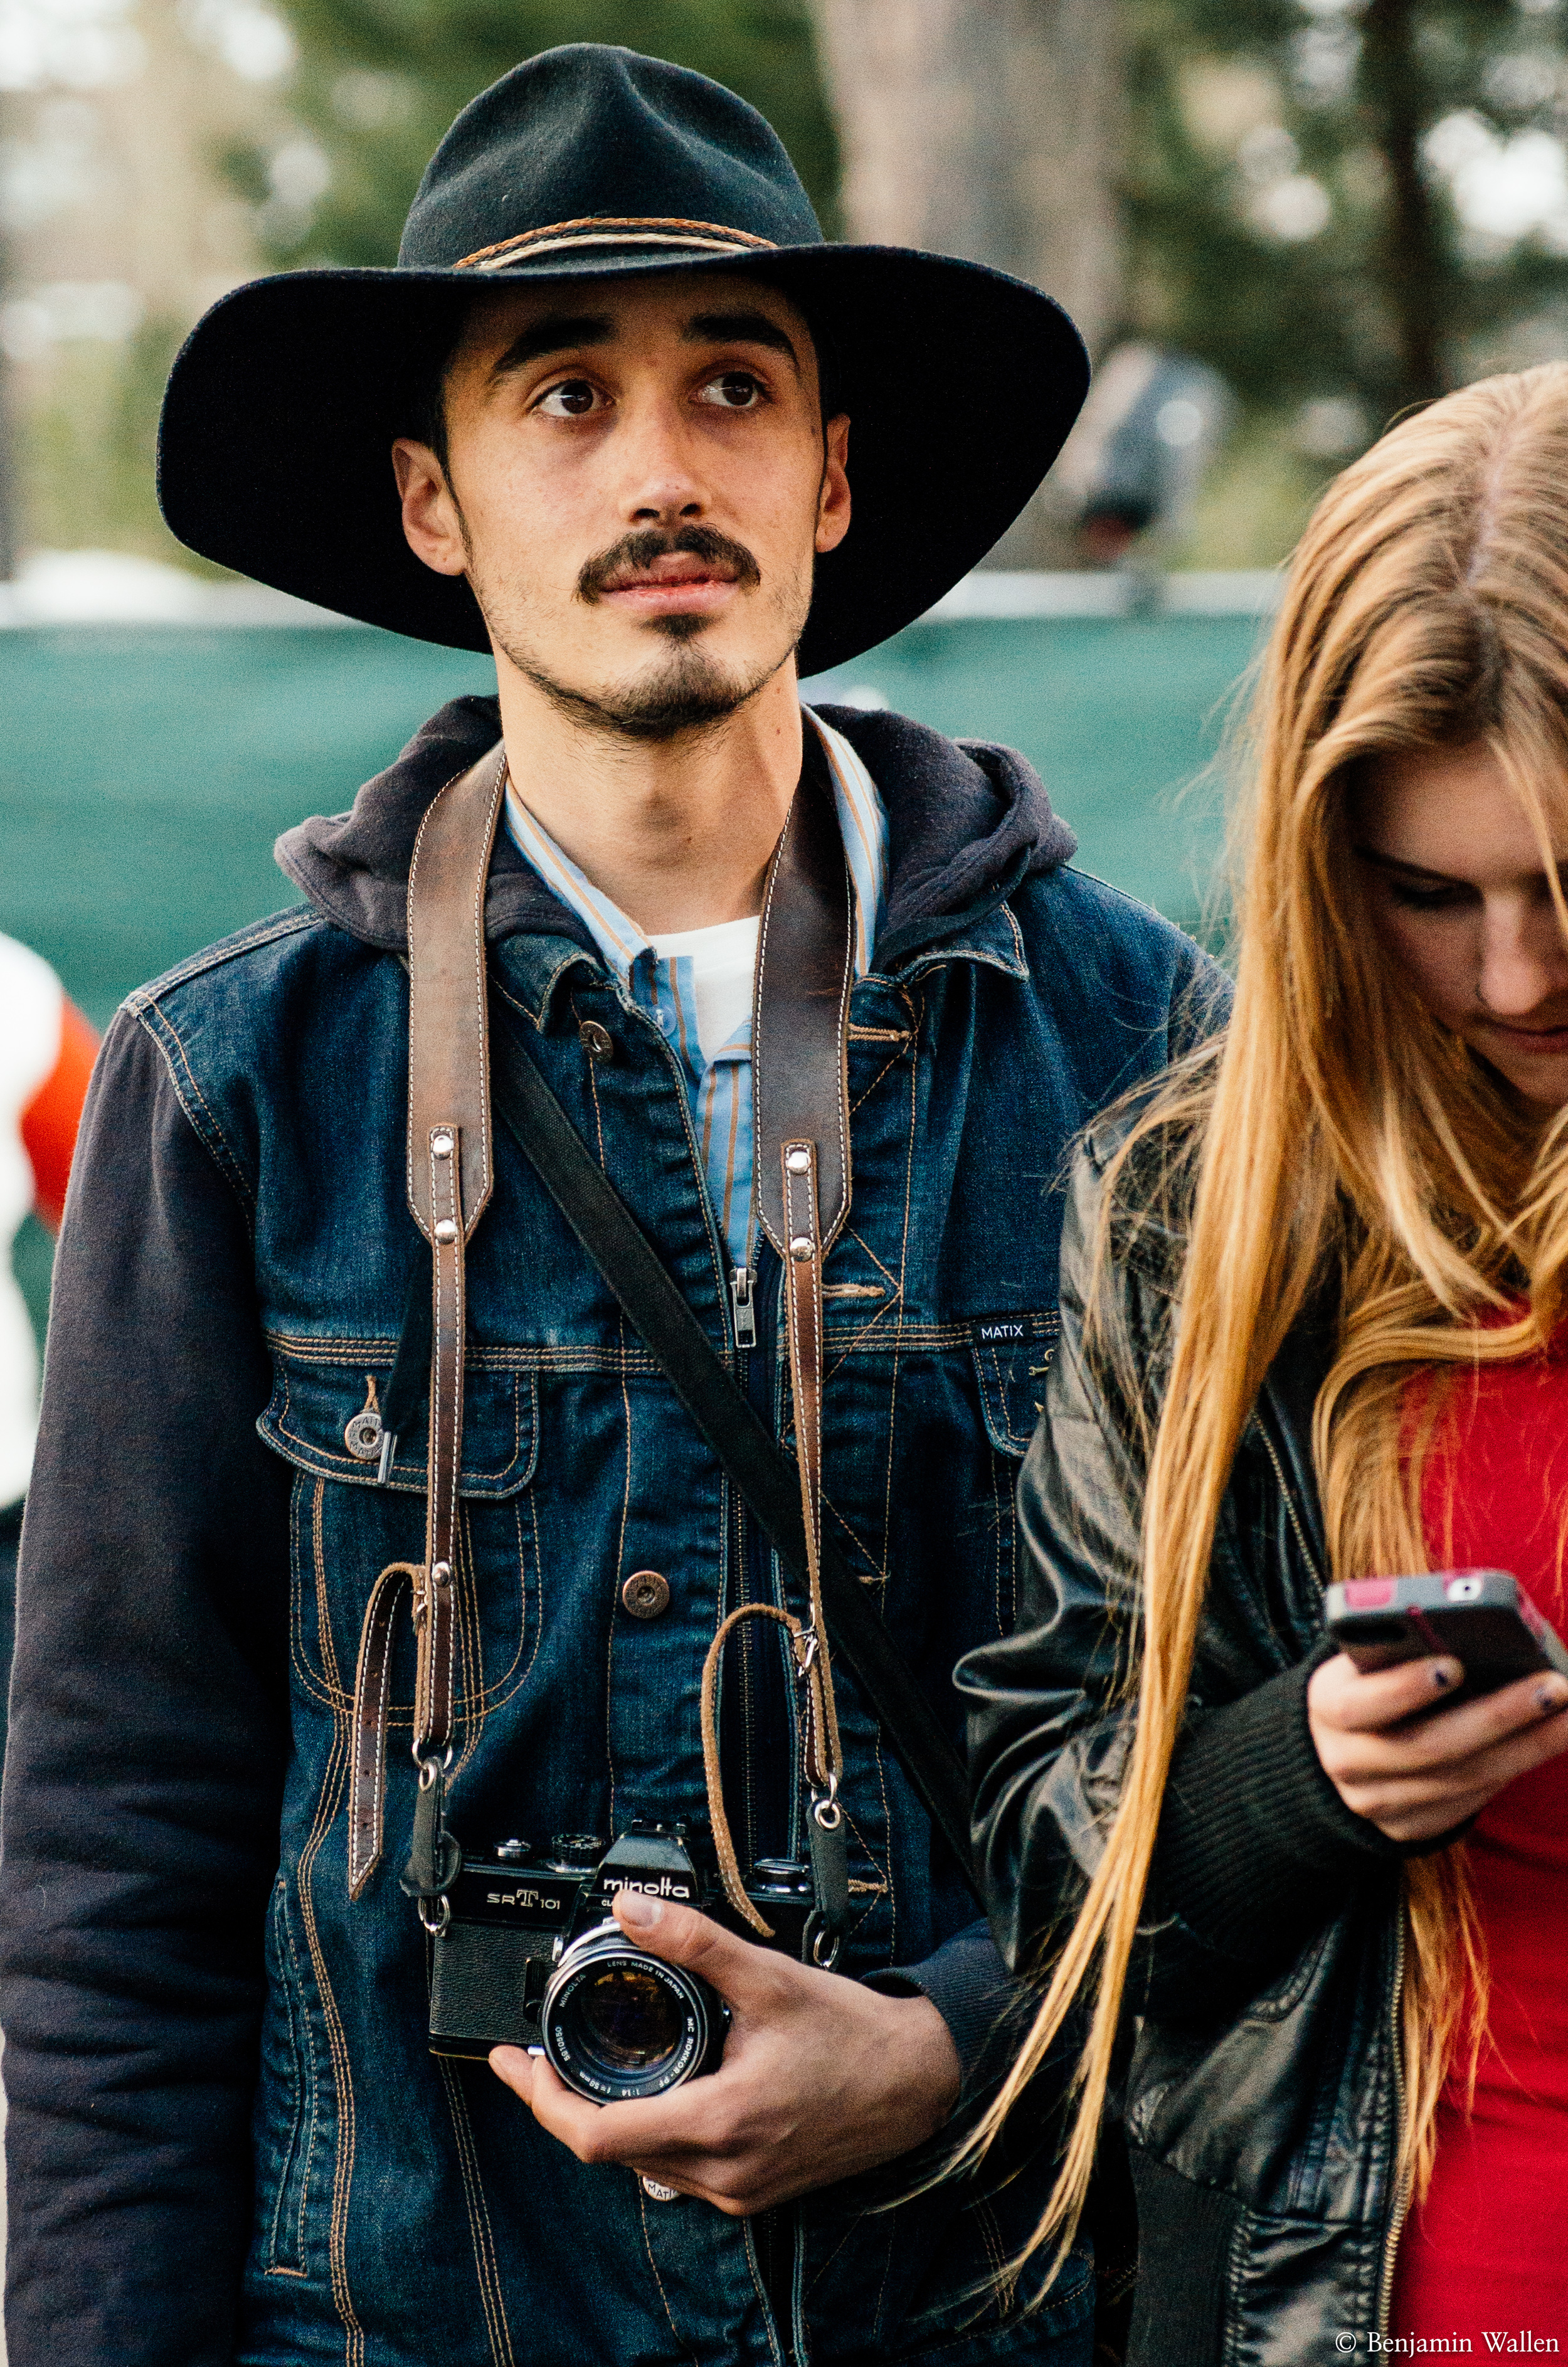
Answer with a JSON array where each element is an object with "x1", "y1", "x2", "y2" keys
[{"x1": 462, "y1": 522, "x2": 813, "y2": 745}]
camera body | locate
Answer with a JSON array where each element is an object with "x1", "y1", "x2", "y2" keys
[{"x1": 428, "y1": 1818, "x2": 815, "y2": 2101}]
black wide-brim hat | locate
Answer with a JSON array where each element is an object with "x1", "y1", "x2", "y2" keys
[{"x1": 159, "y1": 44, "x2": 1089, "y2": 672}]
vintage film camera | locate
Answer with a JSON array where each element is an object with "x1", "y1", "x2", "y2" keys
[{"x1": 428, "y1": 1819, "x2": 815, "y2": 2102}]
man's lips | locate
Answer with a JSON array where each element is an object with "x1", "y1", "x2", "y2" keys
[{"x1": 600, "y1": 553, "x2": 741, "y2": 610}]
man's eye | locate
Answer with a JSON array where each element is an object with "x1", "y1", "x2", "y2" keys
[
  {"x1": 536, "y1": 379, "x2": 601, "y2": 418},
  {"x1": 697, "y1": 371, "x2": 763, "y2": 410}
]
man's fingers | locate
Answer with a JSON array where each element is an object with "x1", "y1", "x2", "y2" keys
[{"x1": 493, "y1": 2039, "x2": 741, "y2": 2166}]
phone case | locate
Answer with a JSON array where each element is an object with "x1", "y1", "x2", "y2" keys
[{"x1": 1325, "y1": 1569, "x2": 1568, "y2": 1702}]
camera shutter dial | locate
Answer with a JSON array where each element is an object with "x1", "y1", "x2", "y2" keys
[{"x1": 622, "y1": 1569, "x2": 671, "y2": 1619}]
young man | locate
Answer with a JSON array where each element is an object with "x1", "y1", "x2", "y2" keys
[{"x1": 0, "y1": 46, "x2": 1218, "y2": 2367}]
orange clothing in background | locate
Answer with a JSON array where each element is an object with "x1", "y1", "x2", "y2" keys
[{"x1": 20, "y1": 999, "x2": 97, "y2": 1231}]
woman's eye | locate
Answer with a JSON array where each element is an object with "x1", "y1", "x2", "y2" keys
[
  {"x1": 1387, "y1": 881, "x2": 1473, "y2": 912},
  {"x1": 536, "y1": 379, "x2": 602, "y2": 418},
  {"x1": 696, "y1": 371, "x2": 764, "y2": 410}
]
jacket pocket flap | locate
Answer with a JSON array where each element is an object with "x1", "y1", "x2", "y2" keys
[
  {"x1": 259, "y1": 1352, "x2": 538, "y2": 1498},
  {"x1": 969, "y1": 1313, "x2": 1059, "y2": 1458}
]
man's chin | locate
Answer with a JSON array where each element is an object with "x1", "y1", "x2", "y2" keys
[{"x1": 509, "y1": 638, "x2": 789, "y2": 744}]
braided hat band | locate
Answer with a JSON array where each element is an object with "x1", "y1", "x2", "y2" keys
[{"x1": 457, "y1": 216, "x2": 778, "y2": 272}]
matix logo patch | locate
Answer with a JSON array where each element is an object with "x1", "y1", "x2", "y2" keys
[{"x1": 975, "y1": 1315, "x2": 1044, "y2": 1343}]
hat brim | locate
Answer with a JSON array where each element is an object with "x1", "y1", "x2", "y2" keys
[{"x1": 157, "y1": 243, "x2": 1088, "y2": 673}]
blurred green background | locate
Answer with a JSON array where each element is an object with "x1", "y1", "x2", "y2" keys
[
  {"x1": 0, "y1": 607, "x2": 1256, "y2": 1337},
  {"x1": 1, "y1": 610, "x2": 1251, "y2": 1030}
]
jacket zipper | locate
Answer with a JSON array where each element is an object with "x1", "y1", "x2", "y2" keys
[
  {"x1": 731, "y1": 1264, "x2": 757, "y2": 1349},
  {"x1": 1252, "y1": 1412, "x2": 1325, "y2": 1589},
  {"x1": 1377, "y1": 1912, "x2": 1410, "y2": 2336}
]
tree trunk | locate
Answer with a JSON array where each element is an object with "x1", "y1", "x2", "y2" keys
[
  {"x1": 0, "y1": 97, "x2": 17, "y2": 580},
  {"x1": 1359, "y1": 0, "x2": 1448, "y2": 417},
  {"x1": 805, "y1": 0, "x2": 1122, "y2": 565}
]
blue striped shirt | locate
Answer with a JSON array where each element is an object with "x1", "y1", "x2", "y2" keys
[{"x1": 504, "y1": 710, "x2": 888, "y2": 1271}]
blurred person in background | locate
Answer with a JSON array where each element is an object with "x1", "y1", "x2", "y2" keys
[
  {"x1": 961, "y1": 364, "x2": 1568, "y2": 2360},
  {"x1": 0, "y1": 43, "x2": 1223, "y2": 2367},
  {"x1": 0, "y1": 933, "x2": 94, "y2": 1754}
]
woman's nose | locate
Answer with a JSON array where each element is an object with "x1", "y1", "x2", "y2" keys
[{"x1": 1478, "y1": 900, "x2": 1568, "y2": 1017}]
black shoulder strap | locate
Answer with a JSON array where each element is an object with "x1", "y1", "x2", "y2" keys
[{"x1": 490, "y1": 1010, "x2": 980, "y2": 1902}]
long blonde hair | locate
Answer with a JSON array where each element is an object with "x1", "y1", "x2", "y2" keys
[{"x1": 966, "y1": 362, "x2": 1568, "y2": 2264}]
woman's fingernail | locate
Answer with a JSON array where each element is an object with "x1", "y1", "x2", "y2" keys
[
  {"x1": 1433, "y1": 1660, "x2": 1461, "y2": 1689},
  {"x1": 1538, "y1": 1678, "x2": 1568, "y2": 1713},
  {"x1": 616, "y1": 1889, "x2": 662, "y2": 1929}
]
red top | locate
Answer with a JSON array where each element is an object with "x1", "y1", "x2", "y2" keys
[{"x1": 1392, "y1": 1335, "x2": 1568, "y2": 2338}]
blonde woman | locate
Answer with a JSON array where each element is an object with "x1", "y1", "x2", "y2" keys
[{"x1": 960, "y1": 363, "x2": 1568, "y2": 2361}]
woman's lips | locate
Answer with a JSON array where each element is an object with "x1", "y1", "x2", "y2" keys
[{"x1": 1480, "y1": 1018, "x2": 1568, "y2": 1053}]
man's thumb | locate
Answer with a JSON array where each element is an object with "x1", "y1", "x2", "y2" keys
[{"x1": 611, "y1": 1889, "x2": 762, "y2": 1998}]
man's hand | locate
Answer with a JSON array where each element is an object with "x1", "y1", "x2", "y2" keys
[
  {"x1": 489, "y1": 1889, "x2": 961, "y2": 2214},
  {"x1": 1308, "y1": 1651, "x2": 1568, "y2": 1842}
]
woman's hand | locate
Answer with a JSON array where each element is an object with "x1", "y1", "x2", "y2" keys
[{"x1": 1308, "y1": 1653, "x2": 1568, "y2": 1843}]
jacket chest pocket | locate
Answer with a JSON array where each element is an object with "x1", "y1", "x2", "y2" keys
[{"x1": 261, "y1": 1350, "x2": 540, "y2": 1724}]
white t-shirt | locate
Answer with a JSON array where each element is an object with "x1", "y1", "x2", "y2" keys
[
  {"x1": 0, "y1": 933, "x2": 64, "y2": 1508},
  {"x1": 647, "y1": 915, "x2": 760, "y2": 1064}
]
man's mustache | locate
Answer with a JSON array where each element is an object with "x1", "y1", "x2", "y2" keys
[{"x1": 576, "y1": 526, "x2": 762, "y2": 604}]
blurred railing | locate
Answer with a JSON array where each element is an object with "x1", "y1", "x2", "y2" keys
[{"x1": 0, "y1": 567, "x2": 1273, "y2": 1031}]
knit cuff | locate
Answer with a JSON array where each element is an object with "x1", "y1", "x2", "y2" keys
[
  {"x1": 864, "y1": 1919, "x2": 1029, "y2": 2100},
  {"x1": 1151, "y1": 1655, "x2": 1399, "y2": 1964}
]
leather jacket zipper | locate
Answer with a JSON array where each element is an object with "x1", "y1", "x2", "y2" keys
[
  {"x1": 1377, "y1": 1913, "x2": 1410, "y2": 2336},
  {"x1": 1252, "y1": 1411, "x2": 1325, "y2": 1591}
]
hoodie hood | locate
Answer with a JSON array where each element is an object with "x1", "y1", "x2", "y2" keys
[{"x1": 275, "y1": 694, "x2": 1077, "y2": 970}]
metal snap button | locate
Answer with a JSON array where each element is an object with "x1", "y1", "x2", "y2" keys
[
  {"x1": 621, "y1": 1569, "x2": 671, "y2": 1619},
  {"x1": 788, "y1": 1236, "x2": 813, "y2": 1261},
  {"x1": 432, "y1": 1130, "x2": 454, "y2": 1159},
  {"x1": 579, "y1": 1020, "x2": 613, "y2": 1061},
  {"x1": 433, "y1": 1217, "x2": 458, "y2": 1244},
  {"x1": 640, "y1": 2176, "x2": 679, "y2": 2202},
  {"x1": 785, "y1": 1146, "x2": 810, "y2": 1173},
  {"x1": 344, "y1": 1409, "x2": 383, "y2": 1461}
]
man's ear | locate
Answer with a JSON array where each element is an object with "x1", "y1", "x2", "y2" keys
[
  {"x1": 815, "y1": 415, "x2": 850, "y2": 556},
  {"x1": 392, "y1": 438, "x2": 468, "y2": 578}
]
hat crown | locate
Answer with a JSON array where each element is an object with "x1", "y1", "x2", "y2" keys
[{"x1": 398, "y1": 44, "x2": 824, "y2": 273}]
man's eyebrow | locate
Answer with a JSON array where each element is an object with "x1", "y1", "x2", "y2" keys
[
  {"x1": 488, "y1": 314, "x2": 615, "y2": 378},
  {"x1": 682, "y1": 309, "x2": 800, "y2": 364}
]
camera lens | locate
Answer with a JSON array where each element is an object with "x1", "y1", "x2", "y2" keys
[
  {"x1": 541, "y1": 1923, "x2": 726, "y2": 2103},
  {"x1": 575, "y1": 1962, "x2": 686, "y2": 2076}
]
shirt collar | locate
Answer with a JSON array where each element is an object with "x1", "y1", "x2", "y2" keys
[{"x1": 502, "y1": 706, "x2": 888, "y2": 991}]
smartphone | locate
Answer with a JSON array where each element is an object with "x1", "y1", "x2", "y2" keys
[{"x1": 1325, "y1": 1569, "x2": 1568, "y2": 1707}]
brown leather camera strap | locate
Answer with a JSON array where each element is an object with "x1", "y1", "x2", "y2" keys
[
  {"x1": 740, "y1": 747, "x2": 854, "y2": 1946},
  {"x1": 349, "y1": 730, "x2": 861, "y2": 1939},
  {"x1": 349, "y1": 744, "x2": 504, "y2": 1904}
]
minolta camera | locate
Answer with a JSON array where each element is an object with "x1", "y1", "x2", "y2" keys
[{"x1": 428, "y1": 1819, "x2": 815, "y2": 2102}]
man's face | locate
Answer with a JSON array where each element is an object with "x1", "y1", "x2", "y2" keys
[{"x1": 393, "y1": 270, "x2": 850, "y2": 740}]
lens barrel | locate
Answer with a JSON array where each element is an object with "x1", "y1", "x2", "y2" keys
[{"x1": 541, "y1": 1922, "x2": 726, "y2": 2102}]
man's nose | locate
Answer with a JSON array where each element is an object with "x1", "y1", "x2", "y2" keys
[
  {"x1": 1478, "y1": 899, "x2": 1568, "y2": 1017},
  {"x1": 618, "y1": 394, "x2": 708, "y2": 525}
]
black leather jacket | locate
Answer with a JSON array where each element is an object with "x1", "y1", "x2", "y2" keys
[{"x1": 959, "y1": 1115, "x2": 1416, "y2": 2366}]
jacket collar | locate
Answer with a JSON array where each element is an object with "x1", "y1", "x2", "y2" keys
[{"x1": 275, "y1": 693, "x2": 1076, "y2": 972}]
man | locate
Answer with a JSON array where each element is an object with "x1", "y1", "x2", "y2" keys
[{"x1": 0, "y1": 46, "x2": 1217, "y2": 2367}]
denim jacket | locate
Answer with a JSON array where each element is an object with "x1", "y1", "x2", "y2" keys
[{"x1": 0, "y1": 695, "x2": 1219, "y2": 2367}]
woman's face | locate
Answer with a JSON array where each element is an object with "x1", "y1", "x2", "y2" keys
[{"x1": 1355, "y1": 739, "x2": 1568, "y2": 1113}]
